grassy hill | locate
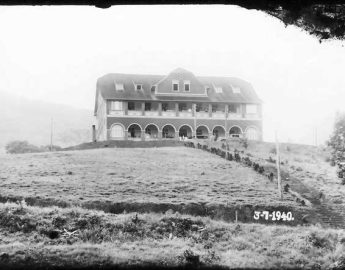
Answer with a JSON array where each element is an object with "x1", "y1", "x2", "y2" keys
[
  {"x1": 0, "y1": 143, "x2": 344, "y2": 269},
  {"x1": 0, "y1": 91, "x2": 93, "y2": 152}
]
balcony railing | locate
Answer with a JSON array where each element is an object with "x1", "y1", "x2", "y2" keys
[
  {"x1": 228, "y1": 113, "x2": 242, "y2": 119},
  {"x1": 145, "y1": 111, "x2": 159, "y2": 117},
  {"x1": 179, "y1": 111, "x2": 192, "y2": 118},
  {"x1": 109, "y1": 110, "x2": 124, "y2": 116},
  {"x1": 245, "y1": 113, "x2": 260, "y2": 119},
  {"x1": 162, "y1": 111, "x2": 176, "y2": 117},
  {"x1": 196, "y1": 112, "x2": 209, "y2": 118},
  {"x1": 128, "y1": 110, "x2": 142, "y2": 116},
  {"x1": 212, "y1": 111, "x2": 226, "y2": 119}
]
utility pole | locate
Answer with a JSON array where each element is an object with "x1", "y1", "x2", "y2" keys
[
  {"x1": 275, "y1": 131, "x2": 282, "y2": 200},
  {"x1": 314, "y1": 127, "x2": 318, "y2": 146},
  {"x1": 193, "y1": 104, "x2": 197, "y2": 139},
  {"x1": 50, "y1": 117, "x2": 53, "y2": 152}
]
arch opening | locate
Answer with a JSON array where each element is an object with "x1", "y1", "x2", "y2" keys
[
  {"x1": 128, "y1": 124, "x2": 142, "y2": 140},
  {"x1": 162, "y1": 125, "x2": 175, "y2": 139},
  {"x1": 229, "y1": 126, "x2": 242, "y2": 138},
  {"x1": 246, "y1": 127, "x2": 259, "y2": 141},
  {"x1": 110, "y1": 124, "x2": 125, "y2": 140},
  {"x1": 213, "y1": 126, "x2": 226, "y2": 140},
  {"x1": 179, "y1": 125, "x2": 193, "y2": 139},
  {"x1": 196, "y1": 126, "x2": 209, "y2": 139},
  {"x1": 145, "y1": 124, "x2": 159, "y2": 140}
]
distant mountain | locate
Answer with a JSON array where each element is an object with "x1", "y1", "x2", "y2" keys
[{"x1": 0, "y1": 91, "x2": 94, "y2": 152}]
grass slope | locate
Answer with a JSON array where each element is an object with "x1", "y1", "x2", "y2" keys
[
  {"x1": 0, "y1": 147, "x2": 302, "y2": 217},
  {"x1": 0, "y1": 201, "x2": 345, "y2": 269}
]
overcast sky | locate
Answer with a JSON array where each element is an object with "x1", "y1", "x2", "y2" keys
[{"x1": 0, "y1": 5, "x2": 344, "y2": 145}]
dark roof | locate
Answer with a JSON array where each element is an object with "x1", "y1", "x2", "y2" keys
[{"x1": 95, "y1": 69, "x2": 262, "y2": 113}]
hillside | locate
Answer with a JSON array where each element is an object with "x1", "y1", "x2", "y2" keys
[
  {"x1": 0, "y1": 145, "x2": 345, "y2": 269},
  {"x1": 0, "y1": 91, "x2": 93, "y2": 151}
]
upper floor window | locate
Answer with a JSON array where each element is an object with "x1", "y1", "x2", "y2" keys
[
  {"x1": 162, "y1": 103, "x2": 169, "y2": 111},
  {"x1": 212, "y1": 104, "x2": 218, "y2": 112},
  {"x1": 145, "y1": 102, "x2": 151, "y2": 111},
  {"x1": 184, "y1": 80, "x2": 190, "y2": 92},
  {"x1": 115, "y1": 83, "x2": 124, "y2": 91},
  {"x1": 110, "y1": 101, "x2": 123, "y2": 111},
  {"x1": 232, "y1": 85, "x2": 241, "y2": 94},
  {"x1": 178, "y1": 103, "x2": 187, "y2": 111},
  {"x1": 229, "y1": 104, "x2": 240, "y2": 113},
  {"x1": 128, "y1": 102, "x2": 135, "y2": 111},
  {"x1": 214, "y1": 86, "x2": 223, "y2": 93},
  {"x1": 246, "y1": 104, "x2": 257, "y2": 114},
  {"x1": 172, "y1": 80, "x2": 179, "y2": 91},
  {"x1": 135, "y1": 84, "x2": 143, "y2": 91}
]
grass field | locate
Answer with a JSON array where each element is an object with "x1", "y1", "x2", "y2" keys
[
  {"x1": 1, "y1": 201, "x2": 345, "y2": 269},
  {"x1": 0, "y1": 143, "x2": 345, "y2": 269},
  {"x1": 0, "y1": 147, "x2": 299, "y2": 208}
]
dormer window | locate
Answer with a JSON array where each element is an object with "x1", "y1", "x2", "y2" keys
[
  {"x1": 232, "y1": 85, "x2": 241, "y2": 94},
  {"x1": 135, "y1": 84, "x2": 143, "y2": 91},
  {"x1": 172, "y1": 80, "x2": 179, "y2": 91},
  {"x1": 151, "y1": 85, "x2": 156, "y2": 92},
  {"x1": 184, "y1": 80, "x2": 190, "y2": 92},
  {"x1": 214, "y1": 86, "x2": 223, "y2": 93},
  {"x1": 115, "y1": 82, "x2": 124, "y2": 91}
]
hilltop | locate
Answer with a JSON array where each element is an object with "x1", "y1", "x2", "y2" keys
[{"x1": 0, "y1": 91, "x2": 93, "y2": 152}]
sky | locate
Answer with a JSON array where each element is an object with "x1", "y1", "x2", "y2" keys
[{"x1": 0, "y1": 5, "x2": 344, "y2": 145}]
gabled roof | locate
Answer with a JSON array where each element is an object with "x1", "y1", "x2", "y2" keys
[{"x1": 95, "y1": 69, "x2": 262, "y2": 114}]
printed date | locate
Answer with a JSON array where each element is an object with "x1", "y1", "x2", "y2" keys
[{"x1": 253, "y1": 211, "x2": 294, "y2": 221}]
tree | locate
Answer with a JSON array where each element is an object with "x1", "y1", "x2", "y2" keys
[
  {"x1": 5, "y1": 140, "x2": 42, "y2": 154},
  {"x1": 328, "y1": 113, "x2": 345, "y2": 184}
]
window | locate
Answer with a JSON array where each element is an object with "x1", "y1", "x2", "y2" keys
[
  {"x1": 246, "y1": 104, "x2": 257, "y2": 114},
  {"x1": 195, "y1": 103, "x2": 202, "y2": 112},
  {"x1": 115, "y1": 83, "x2": 124, "y2": 91},
  {"x1": 172, "y1": 80, "x2": 179, "y2": 91},
  {"x1": 229, "y1": 104, "x2": 240, "y2": 113},
  {"x1": 184, "y1": 80, "x2": 190, "y2": 91},
  {"x1": 135, "y1": 84, "x2": 143, "y2": 91},
  {"x1": 246, "y1": 127, "x2": 258, "y2": 140},
  {"x1": 212, "y1": 104, "x2": 218, "y2": 112},
  {"x1": 151, "y1": 85, "x2": 156, "y2": 92},
  {"x1": 128, "y1": 102, "x2": 135, "y2": 111},
  {"x1": 145, "y1": 103, "x2": 151, "y2": 111},
  {"x1": 111, "y1": 125, "x2": 124, "y2": 139},
  {"x1": 214, "y1": 86, "x2": 223, "y2": 93},
  {"x1": 178, "y1": 103, "x2": 187, "y2": 111},
  {"x1": 111, "y1": 101, "x2": 122, "y2": 111},
  {"x1": 162, "y1": 103, "x2": 168, "y2": 111},
  {"x1": 232, "y1": 85, "x2": 241, "y2": 94}
]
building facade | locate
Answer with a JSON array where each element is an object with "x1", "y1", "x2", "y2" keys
[{"x1": 94, "y1": 68, "x2": 263, "y2": 141}]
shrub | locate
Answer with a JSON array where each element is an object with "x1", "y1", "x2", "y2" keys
[
  {"x1": 328, "y1": 113, "x2": 345, "y2": 183},
  {"x1": 240, "y1": 138, "x2": 248, "y2": 149},
  {"x1": 5, "y1": 140, "x2": 42, "y2": 154},
  {"x1": 269, "y1": 147, "x2": 277, "y2": 155}
]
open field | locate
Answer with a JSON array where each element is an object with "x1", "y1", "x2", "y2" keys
[{"x1": 0, "y1": 147, "x2": 300, "y2": 211}]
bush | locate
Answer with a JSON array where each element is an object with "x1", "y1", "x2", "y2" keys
[
  {"x1": 269, "y1": 147, "x2": 277, "y2": 155},
  {"x1": 328, "y1": 113, "x2": 345, "y2": 183},
  {"x1": 5, "y1": 140, "x2": 42, "y2": 154},
  {"x1": 240, "y1": 138, "x2": 248, "y2": 149}
]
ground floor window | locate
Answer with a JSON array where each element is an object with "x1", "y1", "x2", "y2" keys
[
  {"x1": 229, "y1": 126, "x2": 242, "y2": 138},
  {"x1": 246, "y1": 127, "x2": 259, "y2": 140},
  {"x1": 110, "y1": 124, "x2": 124, "y2": 139}
]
